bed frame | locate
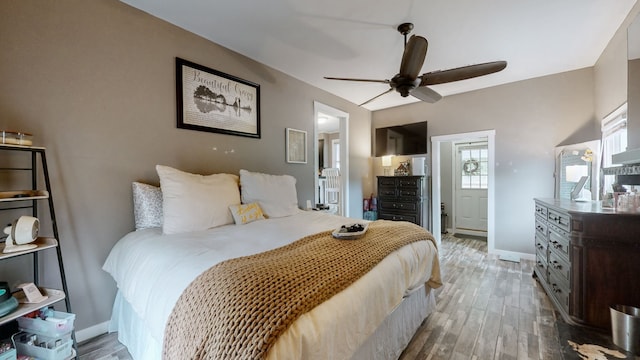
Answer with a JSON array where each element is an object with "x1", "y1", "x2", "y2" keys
[{"x1": 109, "y1": 284, "x2": 435, "y2": 360}]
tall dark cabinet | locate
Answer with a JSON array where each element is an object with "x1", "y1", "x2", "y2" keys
[{"x1": 377, "y1": 176, "x2": 426, "y2": 227}]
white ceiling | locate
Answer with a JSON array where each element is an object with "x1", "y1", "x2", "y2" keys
[
  {"x1": 317, "y1": 112, "x2": 339, "y2": 134},
  {"x1": 122, "y1": 0, "x2": 637, "y2": 111}
]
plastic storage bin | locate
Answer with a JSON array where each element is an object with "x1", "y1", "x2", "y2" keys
[
  {"x1": 610, "y1": 304, "x2": 640, "y2": 355},
  {"x1": 16, "y1": 331, "x2": 71, "y2": 347},
  {"x1": 15, "y1": 337, "x2": 72, "y2": 360},
  {"x1": 17, "y1": 311, "x2": 75, "y2": 337},
  {"x1": 0, "y1": 348, "x2": 16, "y2": 360},
  {"x1": 363, "y1": 210, "x2": 377, "y2": 221}
]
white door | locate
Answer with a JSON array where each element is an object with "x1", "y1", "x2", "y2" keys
[{"x1": 454, "y1": 142, "x2": 488, "y2": 235}]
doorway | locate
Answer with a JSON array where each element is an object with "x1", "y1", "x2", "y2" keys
[
  {"x1": 452, "y1": 141, "x2": 488, "y2": 237},
  {"x1": 431, "y1": 130, "x2": 495, "y2": 252},
  {"x1": 313, "y1": 102, "x2": 349, "y2": 216}
]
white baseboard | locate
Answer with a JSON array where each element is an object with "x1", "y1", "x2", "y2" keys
[
  {"x1": 453, "y1": 229, "x2": 487, "y2": 237},
  {"x1": 491, "y1": 249, "x2": 535, "y2": 262},
  {"x1": 75, "y1": 321, "x2": 110, "y2": 343}
]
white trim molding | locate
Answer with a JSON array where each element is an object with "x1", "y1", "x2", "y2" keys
[{"x1": 431, "y1": 130, "x2": 496, "y2": 254}]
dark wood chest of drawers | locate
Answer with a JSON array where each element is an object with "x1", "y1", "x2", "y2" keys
[
  {"x1": 534, "y1": 198, "x2": 640, "y2": 330},
  {"x1": 377, "y1": 176, "x2": 425, "y2": 226}
]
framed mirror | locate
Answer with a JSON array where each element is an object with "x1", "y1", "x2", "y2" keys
[{"x1": 555, "y1": 140, "x2": 600, "y2": 200}]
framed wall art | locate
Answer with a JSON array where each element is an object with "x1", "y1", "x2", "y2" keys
[
  {"x1": 176, "y1": 57, "x2": 260, "y2": 138},
  {"x1": 286, "y1": 128, "x2": 307, "y2": 164}
]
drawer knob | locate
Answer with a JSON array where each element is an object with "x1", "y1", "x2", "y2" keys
[
  {"x1": 552, "y1": 284, "x2": 562, "y2": 294},
  {"x1": 551, "y1": 261, "x2": 562, "y2": 270}
]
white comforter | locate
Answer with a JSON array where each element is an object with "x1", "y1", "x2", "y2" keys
[{"x1": 103, "y1": 210, "x2": 439, "y2": 359}]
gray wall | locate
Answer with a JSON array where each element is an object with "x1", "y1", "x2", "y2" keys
[
  {"x1": 0, "y1": 1, "x2": 371, "y2": 332},
  {"x1": 373, "y1": 68, "x2": 597, "y2": 254},
  {"x1": 594, "y1": 2, "x2": 640, "y2": 147}
]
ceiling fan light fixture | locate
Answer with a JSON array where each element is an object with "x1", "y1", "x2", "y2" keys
[
  {"x1": 324, "y1": 23, "x2": 507, "y2": 106},
  {"x1": 390, "y1": 76, "x2": 421, "y2": 97}
]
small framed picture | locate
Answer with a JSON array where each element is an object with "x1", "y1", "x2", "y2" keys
[{"x1": 286, "y1": 128, "x2": 307, "y2": 164}]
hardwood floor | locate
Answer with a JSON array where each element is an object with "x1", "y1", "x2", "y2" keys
[
  {"x1": 400, "y1": 234, "x2": 637, "y2": 360},
  {"x1": 400, "y1": 234, "x2": 563, "y2": 359},
  {"x1": 79, "y1": 233, "x2": 631, "y2": 360},
  {"x1": 78, "y1": 332, "x2": 132, "y2": 360}
]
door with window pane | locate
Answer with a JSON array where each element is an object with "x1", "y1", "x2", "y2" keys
[{"x1": 455, "y1": 142, "x2": 488, "y2": 234}]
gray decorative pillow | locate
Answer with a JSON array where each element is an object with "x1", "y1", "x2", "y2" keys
[{"x1": 132, "y1": 182, "x2": 163, "y2": 230}]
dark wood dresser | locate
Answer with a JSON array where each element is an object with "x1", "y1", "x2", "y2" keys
[
  {"x1": 377, "y1": 176, "x2": 425, "y2": 226},
  {"x1": 534, "y1": 198, "x2": 640, "y2": 330}
]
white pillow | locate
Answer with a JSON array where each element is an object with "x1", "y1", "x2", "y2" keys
[
  {"x1": 156, "y1": 165, "x2": 240, "y2": 234},
  {"x1": 239, "y1": 169, "x2": 300, "y2": 218}
]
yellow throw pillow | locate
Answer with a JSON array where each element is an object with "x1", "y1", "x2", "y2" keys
[{"x1": 229, "y1": 203, "x2": 265, "y2": 225}]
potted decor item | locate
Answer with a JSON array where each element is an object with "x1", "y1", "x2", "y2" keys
[{"x1": 394, "y1": 161, "x2": 411, "y2": 176}]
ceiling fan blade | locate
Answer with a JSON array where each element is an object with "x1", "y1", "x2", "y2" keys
[
  {"x1": 410, "y1": 86, "x2": 442, "y2": 103},
  {"x1": 399, "y1": 35, "x2": 428, "y2": 80},
  {"x1": 324, "y1": 76, "x2": 390, "y2": 84},
  {"x1": 359, "y1": 88, "x2": 395, "y2": 106},
  {"x1": 419, "y1": 60, "x2": 507, "y2": 86}
]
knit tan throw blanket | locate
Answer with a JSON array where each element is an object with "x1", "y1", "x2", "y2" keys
[{"x1": 162, "y1": 220, "x2": 438, "y2": 360}]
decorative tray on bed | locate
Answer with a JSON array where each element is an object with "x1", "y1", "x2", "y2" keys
[{"x1": 332, "y1": 223, "x2": 368, "y2": 240}]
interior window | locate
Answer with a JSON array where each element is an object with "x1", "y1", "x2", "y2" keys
[
  {"x1": 601, "y1": 103, "x2": 628, "y2": 193},
  {"x1": 460, "y1": 145, "x2": 488, "y2": 189}
]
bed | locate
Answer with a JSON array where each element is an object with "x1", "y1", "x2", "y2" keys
[{"x1": 102, "y1": 166, "x2": 441, "y2": 360}]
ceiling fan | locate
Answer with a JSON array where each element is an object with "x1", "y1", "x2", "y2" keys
[{"x1": 324, "y1": 23, "x2": 507, "y2": 106}]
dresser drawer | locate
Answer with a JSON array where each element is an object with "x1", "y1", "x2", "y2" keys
[
  {"x1": 398, "y1": 178, "x2": 420, "y2": 187},
  {"x1": 535, "y1": 252, "x2": 548, "y2": 282},
  {"x1": 548, "y1": 209, "x2": 570, "y2": 232},
  {"x1": 378, "y1": 177, "x2": 397, "y2": 187},
  {"x1": 377, "y1": 186, "x2": 397, "y2": 198},
  {"x1": 535, "y1": 234, "x2": 548, "y2": 253},
  {"x1": 535, "y1": 219, "x2": 548, "y2": 239},
  {"x1": 399, "y1": 188, "x2": 420, "y2": 197},
  {"x1": 535, "y1": 202, "x2": 548, "y2": 219},
  {"x1": 548, "y1": 227, "x2": 570, "y2": 259},
  {"x1": 548, "y1": 251, "x2": 570, "y2": 283},
  {"x1": 379, "y1": 200, "x2": 418, "y2": 212},
  {"x1": 548, "y1": 272, "x2": 570, "y2": 314},
  {"x1": 377, "y1": 212, "x2": 418, "y2": 223}
]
